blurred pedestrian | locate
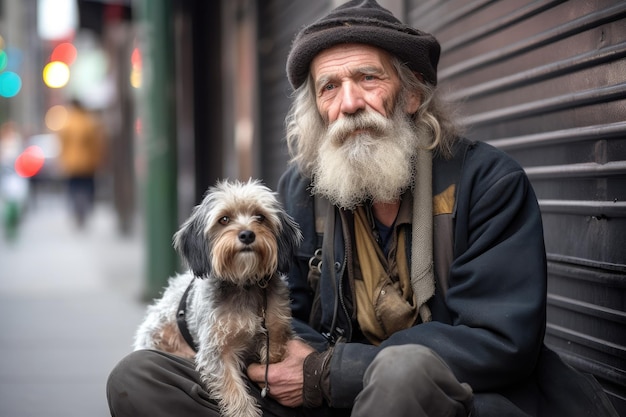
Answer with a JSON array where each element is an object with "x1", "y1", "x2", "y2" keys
[
  {"x1": 0, "y1": 121, "x2": 27, "y2": 241},
  {"x1": 58, "y1": 98, "x2": 106, "y2": 228},
  {"x1": 0, "y1": 121, "x2": 23, "y2": 168}
]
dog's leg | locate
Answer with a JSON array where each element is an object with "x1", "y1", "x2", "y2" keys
[
  {"x1": 196, "y1": 315, "x2": 262, "y2": 417},
  {"x1": 262, "y1": 286, "x2": 295, "y2": 364}
]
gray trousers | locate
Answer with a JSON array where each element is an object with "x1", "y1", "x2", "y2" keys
[
  {"x1": 352, "y1": 345, "x2": 473, "y2": 416},
  {"x1": 106, "y1": 344, "x2": 473, "y2": 417}
]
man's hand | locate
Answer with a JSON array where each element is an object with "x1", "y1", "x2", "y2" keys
[{"x1": 247, "y1": 338, "x2": 315, "y2": 407}]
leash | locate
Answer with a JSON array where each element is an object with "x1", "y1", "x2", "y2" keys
[{"x1": 260, "y1": 279, "x2": 270, "y2": 398}]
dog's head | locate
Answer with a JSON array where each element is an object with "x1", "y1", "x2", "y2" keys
[{"x1": 173, "y1": 179, "x2": 302, "y2": 286}]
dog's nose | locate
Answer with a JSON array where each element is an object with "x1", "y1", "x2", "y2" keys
[{"x1": 238, "y1": 230, "x2": 256, "y2": 245}]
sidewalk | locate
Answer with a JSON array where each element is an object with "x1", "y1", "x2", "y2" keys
[{"x1": 0, "y1": 192, "x2": 147, "y2": 417}]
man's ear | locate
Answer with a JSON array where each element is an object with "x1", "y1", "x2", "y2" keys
[
  {"x1": 404, "y1": 72, "x2": 423, "y2": 114},
  {"x1": 404, "y1": 91, "x2": 421, "y2": 114}
]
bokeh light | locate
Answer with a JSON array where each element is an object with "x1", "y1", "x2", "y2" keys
[
  {"x1": 0, "y1": 50, "x2": 7, "y2": 71},
  {"x1": 45, "y1": 105, "x2": 69, "y2": 131},
  {"x1": 134, "y1": 117, "x2": 142, "y2": 136},
  {"x1": 15, "y1": 146, "x2": 46, "y2": 178},
  {"x1": 0, "y1": 71, "x2": 22, "y2": 97},
  {"x1": 37, "y1": 0, "x2": 78, "y2": 41},
  {"x1": 4, "y1": 46, "x2": 23, "y2": 72},
  {"x1": 130, "y1": 69, "x2": 141, "y2": 89},
  {"x1": 50, "y1": 42, "x2": 77, "y2": 66},
  {"x1": 43, "y1": 61, "x2": 70, "y2": 88},
  {"x1": 130, "y1": 47, "x2": 142, "y2": 88}
]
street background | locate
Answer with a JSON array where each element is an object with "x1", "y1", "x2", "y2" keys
[{"x1": 0, "y1": 188, "x2": 146, "y2": 417}]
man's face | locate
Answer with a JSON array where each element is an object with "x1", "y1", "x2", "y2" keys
[
  {"x1": 311, "y1": 43, "x2": 420, "y2": 126},
  {"x1": 308, "y1": 44, "x2": 422, "y2": 209}
]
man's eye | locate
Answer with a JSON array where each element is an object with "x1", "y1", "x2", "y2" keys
[
  {"x1": 218, "y1": 216, "x2": 230, "y2": 225},
  {"x1": 364, "y1": 74, "x2": 376, "y2": 81},
  {"x1": 323, "y1": 84, "x2": 335, "y2": 92}
]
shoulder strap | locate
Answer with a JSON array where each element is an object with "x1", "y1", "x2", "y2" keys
[
  {"x1": 306, "y1": 194, "x2": 327, "y2": 289},
  {"x1": 314, "y1": 194, "x2": 329, "y2": 247}
]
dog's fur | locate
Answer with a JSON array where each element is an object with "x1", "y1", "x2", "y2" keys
[{"x1": 134, "y1": 179, "x2": 302, "y2": 417}]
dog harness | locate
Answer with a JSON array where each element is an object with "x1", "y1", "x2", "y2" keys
[{"x1": 176, "y1": 279, "x2": 199, "y2": 352}]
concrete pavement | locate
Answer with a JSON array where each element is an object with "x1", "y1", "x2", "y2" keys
[{"x1": 0, "y1": 191, "x2": 147, "y2": 417}]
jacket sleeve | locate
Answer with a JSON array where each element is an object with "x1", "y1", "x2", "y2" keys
[{"x1": 329, "y1": 142, "x2": 548, "y2": 406}]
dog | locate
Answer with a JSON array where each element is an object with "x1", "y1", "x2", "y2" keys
[{"x1": 133, "y1": 179, "x2": 302, "y2": 417}]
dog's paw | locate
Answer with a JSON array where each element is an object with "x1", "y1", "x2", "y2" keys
[
  {"x1": 268, "y1": 343, "x2": 287, "y2": 363},
  {"x1": 259, "y1": 339, "x2": 287, "y2": 364}
]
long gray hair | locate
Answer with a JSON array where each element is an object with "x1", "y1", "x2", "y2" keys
[{"x1": 284, "y1": 56, "x2": 462, "y2": 177}]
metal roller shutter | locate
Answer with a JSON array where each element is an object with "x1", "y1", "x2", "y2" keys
[
  {"x1": 256, "y1": 0, "x2": 332, "y2": 188},
  {"x1": 408, "y1": 0, "x2": 626, "y2": 413}
]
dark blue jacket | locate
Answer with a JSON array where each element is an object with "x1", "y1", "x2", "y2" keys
[{"x1": 278, "y1": 138, "x2": 616, "y2": 416}]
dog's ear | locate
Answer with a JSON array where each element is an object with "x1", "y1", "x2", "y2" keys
[
  {"x1": 173, "y1": 213, "x2": 212, "y2": 278},
  {"x1": 276, "y1": 211, "x2": 303, "y2": 274}
]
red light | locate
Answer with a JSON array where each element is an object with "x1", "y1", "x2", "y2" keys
[
  {"x1": 134, "y1": 117, "x2": 142, "y2": 135},
  {"x1": 50, "y1": 42, "x2": 77, "y2": 66},
  {"x1": 131, "y1": 47, "x2": 142, "y2": 69},
  {"x1": 15, "y1": 146, "x2": 46, "y2": 178}
]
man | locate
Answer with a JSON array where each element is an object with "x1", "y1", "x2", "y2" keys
[
  {"x1": 58, "y1": 98, "x2": 106, "y2": 228},
  {"x1": 107, "y1": 1, "x2": 618, "y2": 416}
]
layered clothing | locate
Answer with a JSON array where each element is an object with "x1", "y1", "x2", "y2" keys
[{"x1": 278, "y1": 138, "x2": 616, "y2": 416}]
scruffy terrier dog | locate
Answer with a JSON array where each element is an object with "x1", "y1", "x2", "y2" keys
[{"x1": 134, "y1": 179, "x2": 302, "y2": 417}]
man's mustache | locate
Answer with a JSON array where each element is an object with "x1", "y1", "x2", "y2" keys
[{"x1": 327, "y1": 111, "x2": 392, "y2": 143}]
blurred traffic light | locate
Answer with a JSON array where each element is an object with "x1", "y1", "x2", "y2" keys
[
  {"x1": 42, "y1": 41, "x2": 76, "y2": 89},
  {"x1": 130, "y1": 46, "x2": 142, "y2": 88}
]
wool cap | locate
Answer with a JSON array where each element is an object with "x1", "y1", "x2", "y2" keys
[{"x1": 286, "y1": 0, "x2": 441, "y2": 90}]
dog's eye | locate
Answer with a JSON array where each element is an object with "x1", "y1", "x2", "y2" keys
[
  {"x1": 218, "y1": 216, "x2": 230, "y2": 225},
  {"x1": 254, "y1": 214, "x2": 266, "y2": 223}
]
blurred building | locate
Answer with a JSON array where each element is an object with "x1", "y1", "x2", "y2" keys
[{"x1": 0, "y1": 0, "x2": 135, "y2": 233}]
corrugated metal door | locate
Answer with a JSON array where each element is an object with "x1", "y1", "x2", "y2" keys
[
  {"x1": 256, "y1": 0, "x2": 331, "y2": 189},
  {"x1": 407, "y1": 0, "x2": 626, "y2": 413}
]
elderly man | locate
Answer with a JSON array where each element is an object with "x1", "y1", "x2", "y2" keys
[{"x1": 107, "y1": 1, "x2": 618, "y2": 416}]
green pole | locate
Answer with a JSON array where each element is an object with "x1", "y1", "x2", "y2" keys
[{"x1": 136, "y1": 0, "x2": 178, "y2": 301}]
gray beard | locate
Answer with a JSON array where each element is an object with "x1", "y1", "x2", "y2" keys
[{"x1": 311, "y1": 108, "x2": 419, "y2": 210}]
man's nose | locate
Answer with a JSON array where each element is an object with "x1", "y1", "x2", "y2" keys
[{"x1": 339, "y1": 83, "x2": 365, "y2": 116}]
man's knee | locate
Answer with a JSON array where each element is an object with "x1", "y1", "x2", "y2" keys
[
  {"x1": 365, "y1": 344, "x2": 445, "y2": 386},
  {"x1": 107, "y1": 350, "x2": 155, "y2": 404},
  {"x1": 363, "y1": 344, "x2": 473, "y2": 414},
  {"x1": 108, "y1": 349, "x2": 200, "y2": 393},
  {"x1": 108, "y1": 350, "x2": 156, "y2": 384},
  {"x1": 107, "y1": 350, "x2": 220, "y2": 417}
]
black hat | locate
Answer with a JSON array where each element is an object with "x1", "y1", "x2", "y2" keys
[{"x1": 286, "y1": 0, "x2": 441, "y2": 90}]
